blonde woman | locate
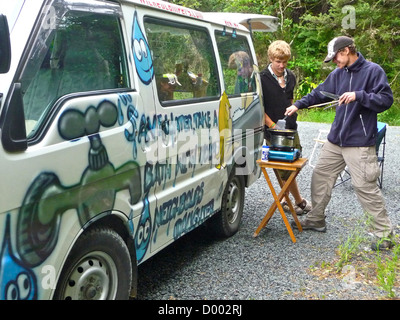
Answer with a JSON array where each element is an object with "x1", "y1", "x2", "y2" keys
[{"x1": 260, "y1": 40, "x2": 311, "y2": 215}]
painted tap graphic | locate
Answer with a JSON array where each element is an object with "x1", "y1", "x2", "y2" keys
[{"x1": 16, "y1": 100, "x2": 142, "y2": 267}]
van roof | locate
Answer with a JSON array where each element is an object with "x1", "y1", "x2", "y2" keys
[
  {"x1": 123, "y1": 0, "x2": 278, "y2": 32},
  {"x1": 125, "y1": 0, "x2": 204, "y2": 19}
]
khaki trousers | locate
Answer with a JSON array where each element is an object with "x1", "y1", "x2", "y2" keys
[{"x1": 308, "y1": 140, "x2": 392, "y2": 238}]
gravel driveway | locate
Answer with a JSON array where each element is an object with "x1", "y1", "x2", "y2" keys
[{"x1": 137, "y1": 121, "x2": 400, "y2": 301}]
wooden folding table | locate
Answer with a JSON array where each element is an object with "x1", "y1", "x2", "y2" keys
[{"x1": 253, "y1": 158, "x2": 308, "y2": 243}]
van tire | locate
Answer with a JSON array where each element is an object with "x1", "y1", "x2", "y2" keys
[
  {"x1": 208, "y1": 172, "x2": 245, "y2": 238},
  {"x1": 53, "y1": 227, "x2": 132, "y2": 300}
]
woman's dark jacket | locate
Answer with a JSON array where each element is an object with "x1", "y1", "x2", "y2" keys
[{"x1": 260, "y1": 68, "x2": 297, "y2": 141}]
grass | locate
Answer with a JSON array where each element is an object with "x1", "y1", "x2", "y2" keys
[
  {"x1": 296, "y1": 99, "x2": 400, "y2": 298},
  {"x1": 310, "y1": 214, "x2": 400, "y2": 299},
  {"x1": 335, "y1": 215, "x2": 373, "y2": 272},
  {"x1": 297, "y1": 108, "x2": 336, "y2": 124},
  {"x1": 297, "y1": 102, "x2": 400, "y2": 126},
  {"x1": 375, "y1": 241, "x2": 400, "y2": 298}
]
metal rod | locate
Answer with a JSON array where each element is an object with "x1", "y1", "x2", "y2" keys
[{"x1": 308, "y1": 100, "x2": 339, "y2": 109}]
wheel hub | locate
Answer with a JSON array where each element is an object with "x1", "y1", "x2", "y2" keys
[
  {"x1": 62, "y1": 252, "x2": 117, "y2": 300},
  {"x1": 227, "y1": 182, "x2": 240, "y2": 223}
]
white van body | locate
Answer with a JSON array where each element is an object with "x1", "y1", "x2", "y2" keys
[{"x1": 0, "y1": 0, "x2": 277, "y2": 300}]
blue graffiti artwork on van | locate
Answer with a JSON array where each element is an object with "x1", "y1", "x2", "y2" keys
[
  {"x1": 132, "y1": 11, "x2": 154, "y2": 84},
  {"x1": 0, "y1": 216, "x2": 37, "y2": 300},
  {"x1": 152, "y1": 181, "x2": 215, "y2": 241},
  {"x1": 116, "y1": 92, "x2": 223, "y2": 262},
  {"x1": 135, "y1": 198, "x2": 152, "y2": 262},
  {"x1": 14, "y1": 99, "x2": 141, "y2": 272},
  {"x1": 118, "y1": 93, "x2": 139, "y2": 159},
  {"x1": 1, "y1": 89, "x2": 231, "y2": 296}
]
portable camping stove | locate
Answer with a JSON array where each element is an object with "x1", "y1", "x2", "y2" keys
[{"x1": 268, "y1": 147, "x2": 300, "y2": 162}]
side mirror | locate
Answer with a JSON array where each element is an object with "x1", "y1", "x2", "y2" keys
[{"x1": 0, "y1": 14, "x2": 11, "y2": 73}]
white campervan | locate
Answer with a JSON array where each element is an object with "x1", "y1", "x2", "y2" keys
[{"x1": 0, "y1": 0, "x2": 277, "y2": 300}]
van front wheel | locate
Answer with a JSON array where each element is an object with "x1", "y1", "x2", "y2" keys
[
  {"x1": 208, "y1": 173, "x2": 245, "y2": 238},
  {"x1": 53, "y1": 227, "x2": 132, "y2": 300}
]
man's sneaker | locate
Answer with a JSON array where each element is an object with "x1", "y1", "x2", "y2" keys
[
  {"x1": 295, "y1": 199, "x2": 312, "y2": 216},
  {"x1": 291, "y1": 218, "x2": 327, "y2": 232},
  {"x1": 370, "y1": 236, "x2": 395, "y2": 251}
]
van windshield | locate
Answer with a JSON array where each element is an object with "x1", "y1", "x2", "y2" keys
[{"x1": 18, "y1": 5, "x2": 128, "y2": 138}]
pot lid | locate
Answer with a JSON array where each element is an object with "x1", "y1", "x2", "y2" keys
[{"x1": 267, "y1": 128, "x2": 297, "y2": 136}]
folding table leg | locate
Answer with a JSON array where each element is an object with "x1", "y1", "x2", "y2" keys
[
  {"x1": 274, "y1": 170, "x2": 295, "y2": 213},
  {"x1": 253, "y1": 168, "x2": 300, "y2": 242},
  {"x1": 253, "y1": 168, "x2": 278, "y2": 237},
  {"x1": 274, "y1": 169, "x2": 303, "y2": 234},
  {"x1": 275, "y1": 171, "x2": 298, "y2": 243},
  {"x1": 289, "y1": 208, "x2": 303, "y2": 232}
]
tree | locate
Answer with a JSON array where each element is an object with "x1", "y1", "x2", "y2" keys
[{"x1": 165, "y1": 0, "x2": 400, "y2": 123}]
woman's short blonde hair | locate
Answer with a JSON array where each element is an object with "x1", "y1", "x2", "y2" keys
[{"x1": 268, "y1": 40, "x2": 291, "y2": 61}]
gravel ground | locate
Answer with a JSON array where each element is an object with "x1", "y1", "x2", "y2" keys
[{"x1": 137, "y1": 121, "x2": 400, "y2": 301}]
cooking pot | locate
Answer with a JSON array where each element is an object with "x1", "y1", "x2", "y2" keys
[{"x1": 267, "y1": 128, "x2": 297, "y2": 151}]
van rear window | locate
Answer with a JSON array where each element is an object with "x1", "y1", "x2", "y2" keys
[{"x1": 215, "y1": 31, "x2": 256, "y2": 95}]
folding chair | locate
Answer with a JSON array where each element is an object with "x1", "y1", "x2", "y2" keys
[
  {"x1": 309, "y1": 129, "x2": 352, "y2": 187},
  {"x1": 376, "y1": 121, "x2": 387, "y2": 189},
  {"x1": 335, "y1": 122, "x2": 387, "y2": 188},
  {"x1": 334, "y1": 167, "x2": 351, "y2": 187},
  {"x1": 308, "y1": 129, "x2": 329, "y2": 169},
  {"x1": 309, "y1": 122, "x2": 387, "y2": 189}
]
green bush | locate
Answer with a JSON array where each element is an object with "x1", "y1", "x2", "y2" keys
[{"x1": 168, "y1": 0, "x2": 400, "y2": 126}]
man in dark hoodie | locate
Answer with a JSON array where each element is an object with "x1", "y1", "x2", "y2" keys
[{"x1": 285, "y1": 36, "x2": 394, "y2": 250}]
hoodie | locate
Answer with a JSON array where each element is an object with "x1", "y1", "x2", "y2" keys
[{"x1": 294, "y1": 53, "x2": 393, "y2": 147}]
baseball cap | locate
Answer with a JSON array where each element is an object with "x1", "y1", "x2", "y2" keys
[{"x1": 324, "y1": 36, "x2": 354, "y2": 63}]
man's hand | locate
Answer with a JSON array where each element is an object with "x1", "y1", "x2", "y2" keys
[
  {"x1": 285, "y1": 105, "x2": 298, "y2": 116},
  {"x1": 339, "y1": 92, "x2": 356, "y2": 105}
]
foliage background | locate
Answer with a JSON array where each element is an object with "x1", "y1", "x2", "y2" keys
[{"x1": 166, "y1": 0, "x2": 400, "y2": 125}]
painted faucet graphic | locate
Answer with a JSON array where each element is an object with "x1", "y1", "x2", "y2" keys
[{"x1": 16, "y1": 100, "x2": 142, "y2": 267}]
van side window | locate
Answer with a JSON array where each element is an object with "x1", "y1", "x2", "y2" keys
[
  {"x1": 144, "y1": 18, "x2": 219, "y2": 104},
  {"x1": 215, "y1": 32, "x2": 255, "y2": 95},
  {"x1": 20, "y1": 10, "x2": 128, "y2": 137}
]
